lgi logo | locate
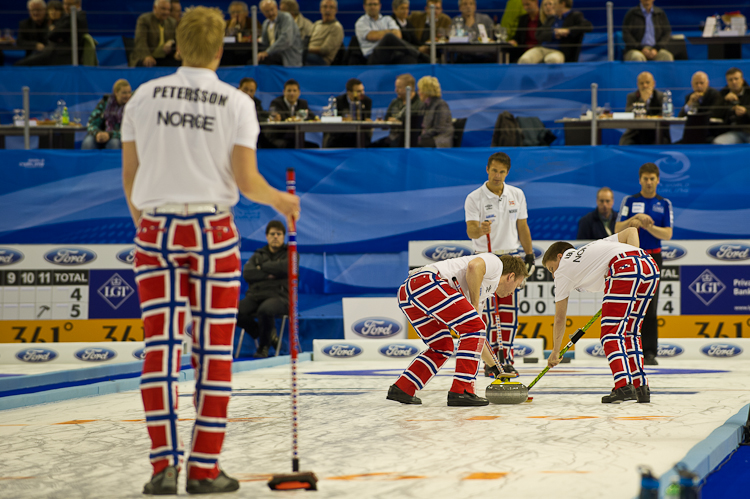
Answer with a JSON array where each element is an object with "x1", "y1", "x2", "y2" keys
[
  {"x1": 379, "y1": 344, "x2": 419, "y2": 358},
  {"x1": 352, "y1": 318, "x2": 402, "y2": 339},
  {"x1": 74, "y1": 347, "x2": 118, "y2": 362},
  {"x1": 16, "y1": 348, "x2": 58, "y2": 363},
  {"x1": 422, "y1": 244, "x2": 472, "y2": 262},
  {"x1": 44, "y1": 247, "x2": 97, "y2": 266},
  {"x1": 322, "y1": 344, "x2": 363, "y2": 358}
]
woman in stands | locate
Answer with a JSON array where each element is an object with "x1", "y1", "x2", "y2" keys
[
  {"x1": 81, "y1": 79, "x2": 132, "y2": 150},
  {"x1": 417, "y1": 76, "x2": 454, "y2": 148}
]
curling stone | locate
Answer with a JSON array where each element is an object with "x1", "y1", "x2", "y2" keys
[{"x1": 485, "y1": 379, "x2": 529, "y2": 405}]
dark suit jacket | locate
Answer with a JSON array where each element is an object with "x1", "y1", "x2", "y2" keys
[
  {"x1": 677, "y1": 87, "x2": 722, "y2": 118},
  {"x1": 577, "y1": 209, "x2": 618, "y2": 240},
  {"x1": 324, "y1": 94, "x2": 373, "y2": 148},
  {"x1": 715, "y1": 86, "x2": 750, "y2": 134},
  {"x1": 622, "y1": 6, "x2": 672, "y2": 53},
  {"x1": 408, "y1": 11, "x2": 452, "y2": 45},
  {"x1": 47, "y1": 11, "x2": 88, "y2": 47},
  {"x1": 17, "y1": 18, "x2": 49, "y2": 55},
  {"x1": 536, "y1": 10, "x2": 592, "y2": 63},
  {"x1": 620, "y1": 89, "x2": 668, "y2": 145},
  {"x1": 265, "y1": 96, "x2": 311, "y2": 148},
  {"x1": 396, "y1": 18, "x2": 420, "y2": 48},
  {"x1": 513, "y1": 13, "x2": 541, "y2": 48}
]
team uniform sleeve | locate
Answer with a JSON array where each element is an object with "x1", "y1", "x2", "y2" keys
[
  {"x1": 517, "y1": 189, "x2": 529, "y2": 220},
  {"x1": 464, "y1": 192, "x2": 480, "y2": 222},
  {"x1": 234, "y1": 94, "x2": 260, "y2": 150},
  {"x1": 663, "y1": 198, "x2": 674, "y2": 228},
  {"x1": 554, "y1": 276, "x2": 573, "y2": 302},
  {"x1": 120, "y1": 97, "x2": 137, "y2": 142},
  {"x1": 616, "y1": 195, "x2": 631, "y2": 222},
  {"x1": 478, "y1": 253, "x2": 503, "y2": 280},
  {"x1": 605, "y1": 233, "x2": 618, "y2": 242}
]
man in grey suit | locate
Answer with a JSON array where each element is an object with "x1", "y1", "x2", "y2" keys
[
  {"x1": 259, "y1": 0, "x2": 303, "y2": 67},
  {"x1": 620, "y1": 71, "x2": 668, "y2": 145}
]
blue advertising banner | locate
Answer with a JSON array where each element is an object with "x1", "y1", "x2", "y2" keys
[{"x1": 681, "y1": 266, "x2": 750, "y2": 315}]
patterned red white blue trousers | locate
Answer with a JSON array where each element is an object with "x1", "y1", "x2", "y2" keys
[
  {"x1": 484, "y1": 290, "x2": 518, "y2": 364},
  {"x1": 134, "y1": 210, "x2": 241, "y2": 481},
  {"x1": 601, "y1": 250, "x2": 660, "y2": 389},
  {"x1": 394, "y1": 270, "x2": 487, "y2": 396}
]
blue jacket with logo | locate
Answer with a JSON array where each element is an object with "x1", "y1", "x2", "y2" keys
[{"x1": 616, "y1": 193, "x2": 673, "y2": 251}]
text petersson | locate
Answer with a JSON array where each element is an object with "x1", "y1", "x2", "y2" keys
[{"x1": 153, "y1": 86, "x2": 229, "y2": 132}]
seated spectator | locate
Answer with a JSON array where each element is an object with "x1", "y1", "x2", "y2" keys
[
  {"x1": 226, "y1": 1, "x2": 254, "y2": 40},
  {"x1": 408, "y1": 0, "x2": 451, "y2": 55},
  {"x1": 510, "y1": 0, "x2": 541, "y2": 51},
  {"x1": 451, "y1": 0, "x2": 494, "y2": 42},
  {"x1": 391, "y1": 0, "x2": 420, "y2": 48},
  {"x1": 713, "y1": 67, "x2": 750, "y2": 144},
  {"x1": 17, "y1": 0, "x2": 50, "y2": 58},
  {"x1": 372, "y1": 73, "x2": 423, "y2": 147},
  {"x1": 170, "y1": 0, "x2": 182, "y2": 23},
  {"x1": 239, "y1": 77, "x2": 264, "y2": 118},
  {"x1": 259, "y1": 0, "x2": 303, "y2": 67},
  {"x1": 129, "y1": 0, "x2": 178, "y2": 67},
  {"x1": 677, "y1": 71, "x2": 721, "y2": 117},
  {"x1": 305, "y1": 0, "x2": 344, "y2": 66},
  {"x1": 82, "y1": 79, "x2": 131, "y2": 150},
  {"x1": 540, "y1": 0, "x2": 555, "y2": 24},
  {"x1": 355, "y1": 0, "x2": 421, "y2": 65},
  {"x1": 324, "y1": 78, "x2": 373, "y2": 148},
  {"x1": 620, "y1": 71, "x2": 668, "y2": 145},
  {"x1": 519, "y1": 0, "x2": 591, "y2": 64},
  {"x1": 266, "y1": 79, "x2": 315, "y2": 148},
  {"x1": 47, "y1": 1, "x2": 64, "y2": 29},
  {"x1": 280, "y1": 0, "x2": 314, "y2": 39},
  {"x1": 622, "y1": 0, "x2": 673, "y2": 62},
  {"x1": 577, "y1": 187, "x2": 618, "y2": 240},
  {"x1": 15, "y1": 0, "x2": 88, "y2": 66},
  {"x1": 500, "y1": 0, "x2": 525, "y2": 39},
  {"x1": 417, "y1": 76, "x2": 453, "y2": 148},
  {"x1": 237, "y1": 221, "x2": 289, "y2": 359}
]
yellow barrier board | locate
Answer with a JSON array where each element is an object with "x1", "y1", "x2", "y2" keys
[
  {"x1": 0, "y1": 319, "x2": 144, "y2": 343},
  {"x1": 408, "y1": 315, "x2": 750, "y2": 351}
]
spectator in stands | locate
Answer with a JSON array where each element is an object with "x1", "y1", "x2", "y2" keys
[
  {"x1": 409, "y1": 0, "x2": 451, "y2": 55},
  {"x1": 305, "y1": 0, "x2": 344, "y2": 66},
  {"x1": 417, "y1": 76, "x2": 453, "y2": 148},
  {"x1": 519, "y1": 0, "x2": 591, "y2": 64},
  {"x1": 355, "y1": 0, "x2": 421, "y2": 65},
  {"x1": 713, "y1": 67, "x2": 750, "y2": 144},
  {"x1": 372, "y1": 73, "x2": 423, "y2": 147},
  {"x1": 324, "y1": 78, "x2": 373, "y2": 147},
  {"x1": 47, "y1": 1, "x2": 64, "y2": 28},
  {"x1": 266, "y1": 79, "x2": 315, "y2": 148},
  {"x1": 82, "y1": 79, "x2": 131, "y2": 150},
  {"x1": 280, "y1": 0, "x2": 314, "y2": 39},
  {"x1": 259, "y1": 0, "x2": 303, "y2": 67},
  {"x1": 130, "y1": 0, "x2": 178, "y2": 67},
  {"x1": 500, "y1": 0, "x2": 525, "y2": 39},
  {"x1": 577, "y1": 187, "x2": 618, "y2": 240},
  {"x1": 451, "y1": 0, "x2": 494, "y2": 42},
  {"x1": 677, "y1": 71, "x2": 721, "y2": 117},
  {"x1": 509, "y1": 0, "x2": 541, "y2": 53},
  {"x1": 17, "y1": 0, "x2": 50, "y2": 58},
  {"x1": 540, "y1": 0, "x2": 555, "y2": 23},
  {"x1": 237, "y1": 221, "x2": 289, "y2": 359},
  {"x1": 226, "y1": 1, "x2": 254, "y2": 40},
  {"x1": 239, "y1": 77, "x2": 265, "y2": 119},
  {"x1": 620, "y1": 71, "x2": 667, "y2": 145},
  {"x1": 622, "y1": 0, "x2": 673, "y2": 62},
  {"x1": 170, "y1": 0, "x2": 182, "y2": 23},
  {"x1": 391, "y1": 0, "x2": 420, "y2": 48},
  {"x1": 15, "y1": 0, "x2": 88, "y2": 66}
]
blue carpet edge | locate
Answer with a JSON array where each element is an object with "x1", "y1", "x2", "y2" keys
[{"x1": 0, "y1": 353, "x2": 311, "y2": 412}]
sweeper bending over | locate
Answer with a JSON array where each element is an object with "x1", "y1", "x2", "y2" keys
[
  {"x1": 387, "y1": 254, "x2": 528, "y2": 407},
  {"x1": 542, "y1": 228, "x2": 659, "y2": 404}
]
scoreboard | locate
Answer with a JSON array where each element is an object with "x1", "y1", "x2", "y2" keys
[{"x1": 0, "y1": 245, "x2": 143, "y2": 343}]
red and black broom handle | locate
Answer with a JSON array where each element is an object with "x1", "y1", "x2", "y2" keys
[{"x1": 286, "y1": 168, "x2": 300, "y2": 472}]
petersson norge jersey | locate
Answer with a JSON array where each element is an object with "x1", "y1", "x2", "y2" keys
[
  {"x1": 616, "y1": 193, "x2": 673, "y2": 251},
  {"x1": 465, "y1": 182, "x2": 528, "y2": 254},
  {"x1": 121, "y1": 66, "x2": 260, "y2": 209},
  {"x1": 553, "y1": 234, "x2": 640, "y2": 301},
  {"x1": 430, "y1": 253, "x2": 504, "y2": 313}
]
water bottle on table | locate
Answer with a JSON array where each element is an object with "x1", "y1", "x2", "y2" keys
[{"x1": 662, "y1": 90, "x2": 673, "y2": 118}]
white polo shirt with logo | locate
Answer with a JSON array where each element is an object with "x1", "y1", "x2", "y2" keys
[
  {"x1": 430, "y1": 253, "x2": 503, "y2": 313},
  {"x1": 464, "y1": 182, "x2": 528, "y2": 254},
  {"x1": 553, "y1": 234, "x2": 641, "y2": 301},
  {"x1": 121, "y1": 66, "x2": 260, "y2": 210}
]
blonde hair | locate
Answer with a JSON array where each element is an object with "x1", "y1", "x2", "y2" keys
[
  {"x1": 176, "y1": 6, "x2": 225, "y2": 67},
  {"x1": 112, "y1": 79, "x2": 130, "y2": 94},
  {"x1": 417, "y1": 76, "x2": 441, "y2": 98},
  {"x1": 499, "y1": 255, "x2": 529, "y2": 279}
]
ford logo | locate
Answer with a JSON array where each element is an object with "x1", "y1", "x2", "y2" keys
[
  {"x1": 379, "y1": 344, "x2": 419, "y2": 357},
  {"x1": 422, "y1": 244, "x2": 473, "y2": 262},
  {"x1": 0, "y1": 248, "x2": 24, "y2": 266},
  {"x1": 513, "y1": 344, "x2": 534, "y2": 357},
  {"x1": 16, "y1": 348, "x2": 58, "y2": 363},
  {"x1": 321, "y1": 343, "x2": 363, "y2": 358},
  {"x1": 584, "y1": 344, "x2": 606, "y2": 357},
  {"x1": 352, "y1": 318, "x2": 402, "y2": 338},
  {"x1": 133, "y1": 348, "x2": 146, "y2": 360},
  {"x1": 661, "y1": 244, "x2": 687, "y2": 262},
  {"x1": 44, "y1": 247, "x2": 97, "y2": 266},
  {"x1": 701, "y1": 343, "x2": 743, "y2": 358},
  {"x1": 74, "y1": 347, "x2": 117, "y2": 362},
  {"x1": 116, "y1": 247, "x2": 135, "y2": 265},
  {"x1": 707, "y1": 243, "x2": 750, "y2": 261},
  {"x1": 657, "y1": 343, "x2": 684, "y2": 357}
]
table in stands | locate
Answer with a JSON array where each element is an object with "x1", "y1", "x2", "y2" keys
[
  {"x1": 555, "y1": 116, "x2": 722, "y2": 145},
  {"x1": 260, "y1": 120, "x2": 398, "y2": 148},
  {"x1": 436, "y1": 41, "x2": 511, "y2": 64},
  {"x1": 0, "y1": 124, "x2": 83, "y2": 149},
  {"x1": 687, "y1": 35, "x2": 750, "y2": 60}
]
